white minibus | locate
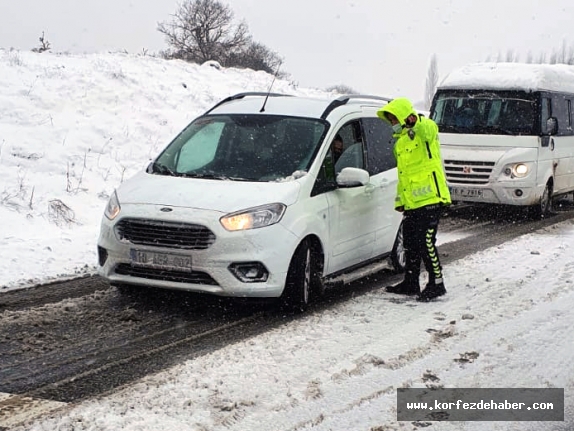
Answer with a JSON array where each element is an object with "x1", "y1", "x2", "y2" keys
[{"x1": 430, "y1": 62, "x2": 574, "y2": 218}]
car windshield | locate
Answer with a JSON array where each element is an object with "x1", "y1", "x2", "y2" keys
[
  {"x1": 431, "y1": 90, "x2": 537, "y2": 136},
  {"x1": 150, "y1": 114, "x2": 328, "y2": 182}
]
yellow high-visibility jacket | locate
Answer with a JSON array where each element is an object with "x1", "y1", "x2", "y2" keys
[{"x1": 377, "y1": 98, "x2": 451, "y2": 210}]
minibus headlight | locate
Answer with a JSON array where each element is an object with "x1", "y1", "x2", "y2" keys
[
  {"x1": 220, "y1": 203, "x2": 286, "y2": 231},
  {"x1": 511, "y1": 164, "x2": 529, "y2": 178}
]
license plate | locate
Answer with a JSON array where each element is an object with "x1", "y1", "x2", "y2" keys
[
  {"x1": 129, "y1": 249, "x2": 192, "y2": 272},
  {"x1": 449, "y1": 187, "x2": 483, "y2": 198}
]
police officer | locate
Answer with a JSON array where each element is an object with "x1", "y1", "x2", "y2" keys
[{"x1": 377, "y1": 98, "x2": 452, "y2": 302}]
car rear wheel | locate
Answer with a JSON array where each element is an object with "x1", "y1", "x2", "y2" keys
[{"x1": 280, "y1": 239, "x2": 320, "y2": 312}]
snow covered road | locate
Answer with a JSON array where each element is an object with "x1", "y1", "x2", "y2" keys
[{"x1": 3, "y1": 218, "x2": 573, "y2": 430}]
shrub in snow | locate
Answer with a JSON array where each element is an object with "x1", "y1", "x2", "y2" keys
[{"x1": 202, "y1": 60, "x2": 222, "y2": 70}]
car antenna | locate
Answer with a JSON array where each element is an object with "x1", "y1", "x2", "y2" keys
[{"x1": 260, "y1": 62, "x2": 282, "y2": 113}]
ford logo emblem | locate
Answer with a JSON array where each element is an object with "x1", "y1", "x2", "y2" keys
[{"x1": 160, "y1": 207, "x2": 173, "y2": 212}]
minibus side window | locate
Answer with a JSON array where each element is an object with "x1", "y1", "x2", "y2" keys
[
  {"x1": 553, "y1": 94, "x2": 570, "y2": 136},
  {"x1": 567, "y1": 99, "x2": 573, "y2": 130},
  {"x1": 541, "y1": 97, "x2": 552, "y2": 134}
]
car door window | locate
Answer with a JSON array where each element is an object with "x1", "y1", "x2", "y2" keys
[
  {"x1": 362, "y1": 117, "x2": 396, "y2": 174},
  {"x1": 311, "y1": 120, "x2": 366, "y2": 196},
  {"x1": 333, "y1": 121, "x2": 365, "y2": 174}
]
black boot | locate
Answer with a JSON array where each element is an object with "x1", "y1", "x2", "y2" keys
[
  {"x1": 386, "y1": 272, "x2": 419, "y2": 295},
  {"x1": 417, "y1": 280, "x2": 446, "y2": 302}
]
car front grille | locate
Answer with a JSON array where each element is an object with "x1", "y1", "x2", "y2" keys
[
  {"x1": 115, "y1": 218, "x2": 216, "y2": 250},
  {"x1": 115, "y1": 264, "x2": 219, "y2": 285},
  {"x1": 443, "y1": 160, "x2": 495, "y2": 185}
]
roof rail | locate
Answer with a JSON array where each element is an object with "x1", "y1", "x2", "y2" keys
[
  {"x1": 320, "y1": 94, "x2": 393, "y2": 119},
  {"x1": 203, "y1": 92, "x2": 292, "y2": 115}
]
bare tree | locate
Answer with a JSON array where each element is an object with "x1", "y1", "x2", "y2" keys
[
  {"x1": 225, "y1": 41, "x2": 283, "y2": 75},
  {"x1": 424, "y1": 54, "x2": 439, "y2": 111},
  {"x1": 556, "y1": 40, "x2": 568, "y2": 64},
  {"x1": 523, "y1": 40, "x2": 574, "y2": 65},
  {"x1": 31, "y1": 31, "x2": 51, "y2": 53},
  {"x1": 485, "y1": 39, "x2": 574, "y2": 66},
  {"x1": 567, "y1": 44, "x2": 574, "y2": 65},
  {"x1": 549, "y1": 51, "x2": 558, "y2": 64},
  {"x1": 537, "y1": 52, "x2": 547, "y2": 64},
  {"x1": 505, "y1": 49, "x2": 518, "y2": 62},
  {"x1": 157, "y1": 0, "x2": 249, "y2": 64},
  {"x1": 325, "y1": 84, "x2": 359, "y2": 94},
  {"x1": 551, "y1": 40, "x2": 574, "y2": 65}
]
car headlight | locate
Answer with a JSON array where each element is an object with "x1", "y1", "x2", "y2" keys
[
  {"x1": 511, "y1": 163, "x2": 529, "y2": 178},
  {"x1": 220, "y1": 203, "x2": 286, "y2": 231},
  {"x1": 104, "y1": 191, "x2": 121, "y2": 220}
]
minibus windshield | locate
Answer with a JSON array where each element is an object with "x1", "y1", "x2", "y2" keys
[{"x1": 431, "y1": 90, "x2": 537, "y2": 136}]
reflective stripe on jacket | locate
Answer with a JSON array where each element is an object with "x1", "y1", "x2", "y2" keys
[{"x1": 377, "y1": 98, "x2": 452, "y2": 210}]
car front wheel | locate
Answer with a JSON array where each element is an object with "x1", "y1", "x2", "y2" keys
[{"x1": 280, "y1": 239, "x2": 319, "y2": 312}]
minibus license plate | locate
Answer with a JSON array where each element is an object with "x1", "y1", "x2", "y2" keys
[
  {"x1": 450, "y1": 187, "x2": 483, "y2": 198},
  {"x1": 130, "y1": 249, "x2": 192, "y2": 272}
]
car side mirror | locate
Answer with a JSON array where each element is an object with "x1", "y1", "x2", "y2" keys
[
  {"x1": 546, "y1": 117, "x2": 558, "y2": 136},
  {"x1": 336, "y1": 167, "x2": 370, "y2": 188}
]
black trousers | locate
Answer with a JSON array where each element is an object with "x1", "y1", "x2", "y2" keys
[{"x1": 402, "y1": 205, "x2": 444, "y2": 285}]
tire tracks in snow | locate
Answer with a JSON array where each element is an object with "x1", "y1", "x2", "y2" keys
[
  {"x1": 223, "y1": 219, "x2": 574, "y2": 431},
  {"x1": 2, "y1": 211, "x2": 574, "y2": 429}
]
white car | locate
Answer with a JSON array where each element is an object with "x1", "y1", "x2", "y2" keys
[{"x1": 97, "y1": 92, "x2": 405, "y2": 310}]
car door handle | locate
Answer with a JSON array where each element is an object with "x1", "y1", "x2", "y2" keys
[{"x1": 364, "y1": 183, "x2": 376, "y2": 194}]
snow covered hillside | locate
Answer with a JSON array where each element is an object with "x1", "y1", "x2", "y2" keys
[{"x1": 0, "y1": 49, "x2": 331, "y2": 290}]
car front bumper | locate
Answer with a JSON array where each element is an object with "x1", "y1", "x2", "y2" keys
[{"x1": 97, "y1": 204, "x2": 299, "y2": 298}]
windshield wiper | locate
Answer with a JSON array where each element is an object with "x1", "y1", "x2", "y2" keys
[
  {"x1": 150, "y1": 162, "x2": 177, "y2": 176},
  {"x1": 182, "y1": 172, "x2": 231, "y2": 181},
  {"x1": 185, "y1": 173, "x2": 256, "y2": 181}
]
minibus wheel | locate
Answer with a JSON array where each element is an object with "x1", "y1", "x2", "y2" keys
[{"x1": 529, "y1": 182, "x2": 553, "y2": 219}]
